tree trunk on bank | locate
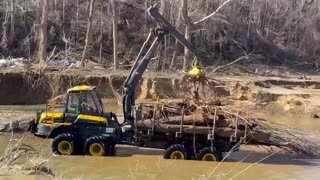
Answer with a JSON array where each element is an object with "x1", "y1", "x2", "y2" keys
[
  {"x1": 81, "y1": 0, "x2": 95, "y2": 67},
  {"x1": 169, "y1": 3, "x2": 182, "y2": 70},
  {"x1": 111, "y1": 0, "x2": 119, "y2": 69},
  {"x1": 182, "y1": 0, "x2": 191, "y2": 71},
  {"x1": 38, "y1": 0, "x2": 49, "y2": 71},
  {"x1": 9, "y1": 0, "x2": 15, "y2": 48},
  {"x1": 1, "y1": 3, "x2": 9, "y2": 49},
  {"x1": 75, "y1": 0, "x2": 80, "y2": 44},
  {"x1": 99, "y1": 4, "x2": 103, "y2": 63}
]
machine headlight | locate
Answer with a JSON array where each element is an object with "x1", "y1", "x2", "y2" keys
[{"x1": 105, "y1": 127, "x2": 115, "y2": 133}]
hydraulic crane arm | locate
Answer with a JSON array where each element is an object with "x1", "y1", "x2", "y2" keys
[
  {"x1": 147, "y1": 6, "x2": 198, "y2": 57},
  {"x1": 122, "y1": 28, "x2": 165, "y2": 123},
  {"x1": 122, "y1": 6, "x2": 199, "y2": 123}
]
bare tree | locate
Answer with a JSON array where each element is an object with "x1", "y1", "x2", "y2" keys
[
  {"x1": 182, "y1": 0, "x2": 191, "y2": 71},
  {"x1": 194, "y1": 0, "x2": 236, "y2": 25},
  {"x1": 38, "y1": 0, "x2": 49, "y2": 71},
  {"x1": 155, "y1": 0, "x2": 167, "y2": 70},
  {"x1": 111, "y1": 0, "x2": 119, "y2": 69},
  {"x1": 54, "y1": 0, "x2": 58, "y2": 13},
  {"x1": 9, "y1": 0, "x2": 15, "y2": 48},
  {"x1": 144, "y1": 0, "x2": 148, "y2": 33},
  {"x1": 81, "y1": 0, "x2": 95, "y2": 67},
  {"x1": 99, "y1": 3, "x2": 103, "y2": 63},
  {"x1": 0, "y1": 2, "x2": 9, "y2": 49},
  {"x1": 170, "y1": 2, "x2": 182, "y2": 70},
  {"x1": 62, "y1": 0, "x2": 66, "y2": 34},
  {"x1": 75, "y1": 0, "x2": 80, "y2": 44}
]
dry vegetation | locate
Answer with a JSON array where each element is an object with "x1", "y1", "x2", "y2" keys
[
  {"x1": 0, "y1": 0, "x2": 319, "y2": 72},
  {"x1": 0, "y1": 132, "x2": 85, "y2": 179},
  {"x1": 0, "y1": 133, "x2": 54, "y2": 178}
]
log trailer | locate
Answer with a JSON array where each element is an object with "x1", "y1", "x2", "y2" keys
[{"x1": 31, "y1": 6, "x2": 247, "y2": 161}]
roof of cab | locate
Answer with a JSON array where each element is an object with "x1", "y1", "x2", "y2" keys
[{"x1": 67, "y1": 85, "x2": 96, "y2": 93}]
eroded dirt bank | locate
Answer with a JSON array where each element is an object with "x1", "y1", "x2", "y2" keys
[
  {"x1": 1, "y1": 70, "x2": 320, "y2": 117},
  {"x1": 0, "y1": 70, "x2": 194, "y2": 105},
  {"x1": 2, "y1": 70, "x2": 320, "y2": 134}
]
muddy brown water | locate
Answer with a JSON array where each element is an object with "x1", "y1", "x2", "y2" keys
[
  {"x1": 0, "y1": 136, "x2": 319, "y2": 180},
  {"x1": 0, "y1": 106, "x2": 320, "y2": 179}
]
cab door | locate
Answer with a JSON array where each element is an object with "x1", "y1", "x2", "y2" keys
[
  {"x1": 64, "y1": 92, "x2": 81, "y2": 123},
  {"x1": 76, "y1": 91, "x2": 108, "y2": 126}
]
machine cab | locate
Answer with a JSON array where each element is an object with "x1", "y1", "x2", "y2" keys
[
  {"x1": 66, "y1": 85, "x2": 104, "y2": 116},
  {"x1": 63, "y1": 85, "x2": 108, "y2": 125},
  {"x1": 33, "y1": 85, "x2": 111, "y2": 137}
]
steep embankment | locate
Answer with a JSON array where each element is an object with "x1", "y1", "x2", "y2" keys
[
  {"x1": 1, "y1": 70, "x2": 320, "y2": 119},
  {"x1": 1, "y1": 70, "x2": 320, "y2": 109}
]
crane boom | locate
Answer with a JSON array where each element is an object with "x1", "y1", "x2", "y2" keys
[
  {"x1": 122, "y1": 6, "x2": 199, "y2": 123},
  {"x1": 147, "y1": 6, "x2": 198, "y2": 57}
]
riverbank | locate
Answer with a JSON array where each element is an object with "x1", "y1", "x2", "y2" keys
[{"x1": 2, "y1": 68, "x2": 320, "y2": 132}]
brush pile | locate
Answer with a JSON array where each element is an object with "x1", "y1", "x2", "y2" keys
[
  {"x1": 0, "y1": 137, "x2": 54, "y2": 177},
  {"x1": 136, "y1": 100, "x2": 320, "y2": 155}
]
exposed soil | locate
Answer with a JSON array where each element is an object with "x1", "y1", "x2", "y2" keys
[
  {"x1": 1, "y1": 68, "x2": 320, "y2": 119},
  {"x1": 1, "y1": 68, "x2": 320, "y2": 135}
]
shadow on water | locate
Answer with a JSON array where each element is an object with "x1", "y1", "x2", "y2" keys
[
  {"x1": 115, "y1": 146, "x2": 320, "y2": 166},
  {"x1": 115, "y1": 145, "x2": 164, "y2": 157},
  {"x1": 226, "y1": 150, "x2": 320, "y2": 166}
]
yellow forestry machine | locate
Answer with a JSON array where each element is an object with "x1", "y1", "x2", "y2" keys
[{"x1": 31, "y1": 6, "x2": 240, "y2": 161}]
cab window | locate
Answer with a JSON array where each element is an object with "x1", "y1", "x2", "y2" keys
[
  {"x1": 91, "y1": 91, "x2": 103, "y2": 113},
  {"x1": 80, "y1": 93, "x2": 98, "y2": 114},
  {"x1": 67, "y1": 93, "x2": 80, "y2": 114}
]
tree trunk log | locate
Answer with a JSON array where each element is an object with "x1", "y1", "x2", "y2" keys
[
  {"x1": 136, "y1": 120, "x2": 270, "y2": 142},
  {"x1": 158, "y1": 114, "x2": 229, "y2": 127}
]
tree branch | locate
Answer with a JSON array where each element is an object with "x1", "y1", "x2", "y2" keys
[
  {"x1": 209, "y1": 55, "x2": 249, "y2": 75},
  {"x1": 194, "y1": 0, "x2": 235, "y2": 25}
]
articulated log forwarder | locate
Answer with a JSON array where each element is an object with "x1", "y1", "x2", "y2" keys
[{"x1": 30, "y1": 6, "x2": 320, "y2": 161}]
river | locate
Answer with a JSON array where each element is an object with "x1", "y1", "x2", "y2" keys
[
  {"x1": 0, "y1": 105, "x2": 320, "y2": 179},
  {"x1": 0, "y1": 135, "x2": 319, "y2": 180}
]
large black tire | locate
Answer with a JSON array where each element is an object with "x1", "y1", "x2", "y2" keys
[
  {"x1": 198, "y1": 147, "x2": 223, "y2": 161},
  {"x1": 104, "y1": 138, "x2": 116, "y2": 156},
  {"x1": 52, "y1": 133, "x2": 77, "y2": 155},
  {"x1": 164, "y1": 144, "x2": 189, "y2": 160},
  {"x1": 84, "y1": 136, "x2": 109, "y2": 156},
  {"x1": 107, "y1": 142, "x2": 116, "y2": 156}
]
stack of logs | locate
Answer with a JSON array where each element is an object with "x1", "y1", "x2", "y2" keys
[
  {"x1": 135, "y1": 101, "x2": 320, "y2": 155},
  {"x1": 136, "y1": 101, "x2": 270, "y2": 143}
]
